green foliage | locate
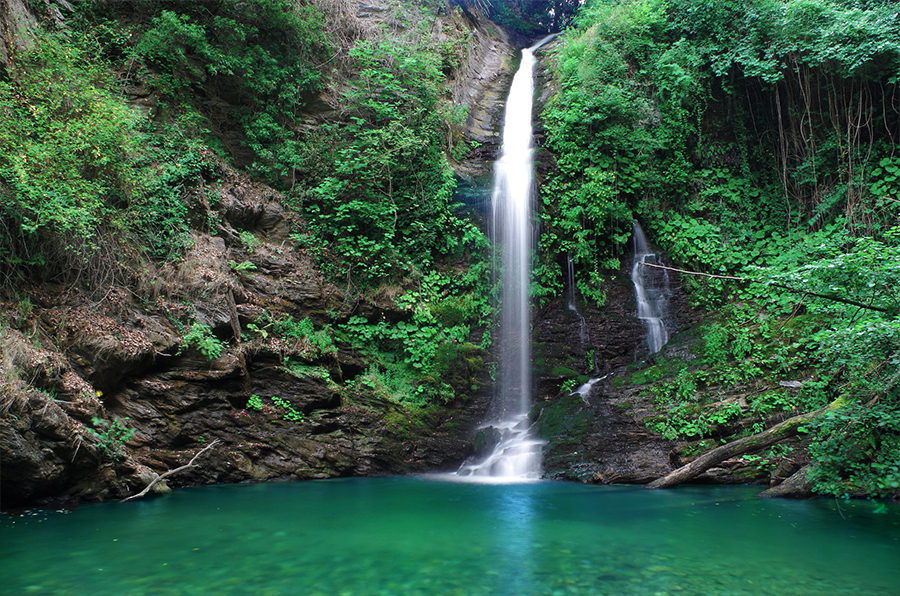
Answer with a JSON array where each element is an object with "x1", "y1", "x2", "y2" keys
[
  {"x1": 293, "y1": 34, "x2": 477, "y2": 284},
  {"x1": 541, "y1": 2, "x2": 900, "y2": 495},
  {"x1": 87, "y1": 416, "x2": 135, "y2": 460},
  {"x1": 263, "y1": 314, "x2": 336, "y2": 358},
  {"x1": 129, "y1": 115, "x2": 213, "y2": 260},
  {"x1": 700, "y1": 324, "x2": 730, "y2": 366},
  {"x1": 645, "y1": 400, "x2": 744, "y2": 440},
  {"x1": 536, "y1": 167, "x2": 628, "y2": 305},
  {"x1": 68, "y1": 0, "x2": 330, "y2": 182},
  {"x1": 132, "y1": 1, "x2": 326, "y2": 102},
  {"x1": 229, "y1": 260, "x2": 257, "y2": 272},
  {"x1": 283, "y1": 360, "x2": 334, "y2": 385},
  {"x1": 0, "y1": 36, "x2": 136, "y2": 239},
  {"x1": 271, "y1": 396, "x2": 306, "y2": 422},
  {"x1": 806, "y1": 398, "x2": 900, "y2": 498},
  {"x1": 0, "y1": 31, "x2": 215, "y2": 280},
  {"x1": 0, "y1": 35, "x2": 139, "y2": 277},
  {"x1": 239, "y1": 231, "x2": 262, "y2": 254},
  {"x1": 479, "y1": 0, "x2": 581, "y2": 35},
  {"x1": 541, "y1": 0, "x2": 900, "y2": 308},
  {"x1": 181, "y1": 322, "x2": 227, "y2": 361},
  {"x1": 340, "y1": 271, "x2": 488, "y2": 407},
  {"x1": 870, "y1": 157, "x2": 900, "y2": 211},
  {"x1": 245, "y1": 393, "x2": 306, "y2": 421}
]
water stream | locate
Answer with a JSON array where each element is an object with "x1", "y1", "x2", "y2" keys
[
  {"x1": 456, "y1": 38, "x2": 553, "y2": 481},
  {"x1": 631, "y1": 221, "x2": 669, "y2": 355},
  {"x1": 3, "y1": 478, "x2": 897, "y2": 596},
  {"x1": 567, "y1": 252, "x2": 588, "y2": 345}
]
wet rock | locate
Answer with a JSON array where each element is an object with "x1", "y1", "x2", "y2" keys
[
  {"x1": 446, "y1": 10, "x2": 517, "y2": 179},
  {"x1": 531, "y1": 258, "x2": 700, "y2": 484}
]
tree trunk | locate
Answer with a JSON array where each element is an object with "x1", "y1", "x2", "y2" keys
[
  {"x1": 644, "y1": 399, "x2": 845, "y2": 490},
  {"x1": 756, "y1": 465, "x2": 814, "y2": 499}
]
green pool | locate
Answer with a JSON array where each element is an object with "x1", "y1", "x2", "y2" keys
[{"x1": 2, "y1": 477, "x2": 898, "y2": 595}]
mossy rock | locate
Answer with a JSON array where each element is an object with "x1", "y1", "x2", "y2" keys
[
  {"x1": 532, "y1": 392, "x2": 592, "y2": 444},
  {"x1": 549, "y1": 366, "x2": 580, "y2": 378},
  {"x1": 626, "y1": 358, "x2": 679, "y2": 385}
]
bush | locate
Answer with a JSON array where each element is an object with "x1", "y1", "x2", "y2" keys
[{"x1": 181, "y1": 322, "x2": 227, "y2": 361}]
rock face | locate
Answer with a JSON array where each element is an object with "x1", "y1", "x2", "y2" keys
[
  {"x1": 529, "y1": 255, "x2": 804, "y2": 490},
  {"x1": 0, "y1": 0, "x2": 520, "y2": 511},
  {"x1": 0, "y1": 161, "x2": 493, "y2": 510},
  {"x1": 531, "y1": 262, "x2": 686, "y2": 483},
  {"x1": 443, "y1": 6, "x2": 517, "y2": 181},
  {"x1": 0, "y1": 0, "x2": 38, "y2": 75}
]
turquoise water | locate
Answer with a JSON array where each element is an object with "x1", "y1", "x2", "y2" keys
[{"x1": 2, "y1": 477, "x2": 898, "y2": 596}]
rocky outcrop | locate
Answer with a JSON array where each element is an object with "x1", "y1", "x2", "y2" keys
[
  {"x1": 529, "y1": 250, "x2": 812, "y2": 492},
  {"x1": 531, "y1": 265, "x2": 681, "y2": 483},
  {"x1": 446, "y1": 10, "x2": 516, "y2": 177},
  {"x1": 0, "y1": 159, "x2": 492, "y2": 510},
  {"x1": 0, "y1": 0, "x2": 520, "y2": 511},
  {"x1": 0, "y1": 0, "x2": 38, "y2": 75}
]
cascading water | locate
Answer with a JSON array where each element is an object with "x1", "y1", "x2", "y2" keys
[
  {"x1": 566, "y1": 253, "x2": 588, "y2": 345},
  {"x1": 455, "y1": 38, "x2": 554, "y2": 482},
  {"x1": 631, "y1": 221, "x2": 669, "y2": 355}
]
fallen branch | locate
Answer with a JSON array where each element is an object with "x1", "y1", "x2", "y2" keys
[
  {"x1": 645, "y1": 398, "x2": 846, "y2": 490},
  {"x1": 756, "y1": 465, "x2": 813, "y2": 499},
  {"x1": 122, "y1": 440, "x2": 221, "y2": 502}
]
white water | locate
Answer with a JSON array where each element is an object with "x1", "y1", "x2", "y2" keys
[
  {"x1": 631, "y1": 221, "x2": 669, "y2": 355},
  {"x1": 569, "y1": 374, "x2": 608, "y2": 405},
  {"x1": 456, "y1": 38, "x2": 553, "y2": 482},
  {"x1": 566, "y1": 253, "x2": 588, "y2": 345}
]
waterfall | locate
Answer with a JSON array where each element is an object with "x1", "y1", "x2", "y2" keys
[
  {"x1": 456, "y1": 38, "x2": 554, "y2": 482},
  {"x1": 631, "y1": 221, "x2": 669, "y2": 355},
  {"x1": 566, "y1": 253, "x2": 588, "y2": 345}
]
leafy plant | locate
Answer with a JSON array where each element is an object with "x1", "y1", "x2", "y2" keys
[
  {"x1": 181, "y1": 322, "x2": 227, "y2": 361},
  {"x1": 806, "y1": 399, "x2": 900, "y2": 498},
  {"x1": 239, "y1": 231, "x2": 262, "y2": 254},
  {"x1": 264, "y1": 314, "x2": 335, "y2": 357},
  {"x1": 246, "y1": 394, "x2": 264, "y2": 411},
  {"x1": 229, "y1": 260, "x2": 257, "y2": 272},
  {"x1": 272, "y1": 396, "x2": 305, "y2": 422},
  {"x1": 87, "y1": 416, "x2": 135, "y2": 460}
]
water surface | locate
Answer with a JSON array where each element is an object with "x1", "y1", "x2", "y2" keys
[{"x1": 2, "y1": 478, "x2": 898, "y2": 595}]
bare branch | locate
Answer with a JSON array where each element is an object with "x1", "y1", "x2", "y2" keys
[{"x1": 121, "y1": 440, "x2": 221, "y2": 503}]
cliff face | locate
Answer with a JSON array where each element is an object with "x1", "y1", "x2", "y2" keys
[
  {"x1": 0, "y1": 157, "x2": 495, "y2": 509},
  {"x1": 0, "y1": 0, "x2": 518, "y2": 510},
  {"x1": 0, "y1": 0, "x2": 38, "y2": 74}
]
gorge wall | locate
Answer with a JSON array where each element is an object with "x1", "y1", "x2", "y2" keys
[
  {"x1": 0, "y1": 0, "x2": 520, "y2": 509},
  {"x1": 0, "y1": 0, "x2": 797, "y2": 512}
]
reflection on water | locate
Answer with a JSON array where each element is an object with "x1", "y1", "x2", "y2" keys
[{"x1": 1, "y1": 478, "x2": 898, "y2": 595}]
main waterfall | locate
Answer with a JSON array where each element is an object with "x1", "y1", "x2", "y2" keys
[{"x1": 456, "y1": 39, "x2": 552, "y2": 481}]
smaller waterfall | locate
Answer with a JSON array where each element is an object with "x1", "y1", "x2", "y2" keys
[
  {"x1": 631, "y1": 222, "x2": 669, "y2": 355},
  {"x1": 566, "y1": 253, "x2": 587, "y2": 345},
  {"x1": 568, "y1": 373, "x2": 608, "y2": 405}
]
